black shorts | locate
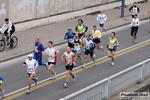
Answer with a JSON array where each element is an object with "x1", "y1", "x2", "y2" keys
[
  {"x1": 78, "y1": 33, "x2": 83, "y2": 39},
  {"x1": 93, "y1": 38, "x2": 101, "y2": 44},
  {"x1": 85, "y1": 50, "x2": 93, "y2": 57},
  {"x1": 48, "y1": 62, "x2": 56, "y2": 65},
  {"x1": 99, "y1": 23, "x2": 104, "y2": 27},
  {"x1": 68, "y1": 43, "x2": 74, "y2": 48},
  {"x1": 108, "y1": 48, "x2": 116, "y2": 52},
  {"x1": 65, "y1": 64, "x2": 74, "y2": 71}
]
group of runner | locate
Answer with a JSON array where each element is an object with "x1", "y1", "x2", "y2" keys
[{"x1": 0, "y1": 2, "x2": 150, "y2": 97}]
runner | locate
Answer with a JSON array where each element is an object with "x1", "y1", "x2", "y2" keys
[
  {"x1": 0, "y1": 76, "x2": 5, "y2": 98},
  {"x1": 45, "y1": 41, "x2": 60, "y2": 79},
  {"x1": 97, "y1": 10, "x2": 107, "y2": 33},
  {"x1": 107, "y1": 32, "x2": 119, "y2": 66},
  {"x1": 72, "y1": 34, "x2": 82, "y2": 65},
  {"x1": 83, "y1": 34, "x2": 96, "y2": 67},
  {"x1": 33, "y1": 36, "x2": 47, "y2": 67},
  {"x1": 64, "y1": 28, "x2": 76, "y2": 50},
  {"x1": 131, "y1": 14, "x2": 140, "y2": 43},
  {"x1": 23, "y1": 54, "x2": 38, "y2": 94},
  {"x1": 129, "y1": 2, "x2": 140, "y2": 18},
  {"x1": 75, "y1": 19, "x2": 88, "y2": 47},
  {"x1": 92, "y1": 25, "x2": 104, "y2": 58},
  {"x1": 61, "y1": 47, "x2": 76, "y2": 88}
]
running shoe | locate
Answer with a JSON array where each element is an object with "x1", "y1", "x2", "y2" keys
[
  {"x1": 45, "y1": 63, "x2": 48, "y2": 69},
  {"x1": 72, "y1": 75, "x2": 77, "y2": 82},
  {"x1": 101, "y1": 45, "x2": 104, "y2": 51},
  {"x1": 52, "y1": 72, "x2": 57, "y2": 79},
  {"x1": 103, "y1": 28, "x2": 107, "y2": 32},
  {"x1": 111, "y1": 62, "x2": 115, "y2": 66},
  {"x1": 1, "y1": 90, "x2": 5, "y2": 98},
  {"x1": 93, "y1": 54, "x2": 96, "y2": 59},
  {"x1": 82, "y1": 64, "x2": 86, "y2": 68},
  {"x1": 26, "y1": 88, "x2": 30, "y2": 94},
  {"x1": 34, "y1": 77, "x2": 38, "y2": 85},
  {"x1": 63, "y1": 82, "x2": 68, "y2": 88}
]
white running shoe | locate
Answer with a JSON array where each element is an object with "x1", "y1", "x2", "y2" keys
[
  {"x1": 52, "y1": 72, "x2": 57, "y2": 79},
  {"x1": 63, "y1": 82, "x2": 68, "y2": 88},
  {"x1": 45, "y1": 63, "x2": 48, "y2": 69},
  {"x1": 26, "y1": 88, "x2": 30, "y2": 94},
  {"x1": 111, "y1": 62, "x2": 115, "y2": 66},
  {"x1": 94, "y1": 60, "x2": 96, "y2": 66},
  {"x1": 34, "y1": 77, "x2": 38, "y2": 85},
  {"x1": 1, "y1": 90, "x2": 5, "y2": 98},
  {"x1": 101, "y1": 45, "x2": 104, "y2": 51},
  {"x1": 72, "y1": 75, "x2": 77, "y2": 82},
  {"x1": 82, "y1": 64, "x2": 86, "y2": 68},
  {"x1": 93, "y1": 54, "x2": 96, "y2": 59}
]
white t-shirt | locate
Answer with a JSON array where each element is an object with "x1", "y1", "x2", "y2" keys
[
  {"x1": 46, "y1": 47, "x2": 59, "y2": 63},
  {"x1": 85, "y1": 40, "x2": 94, "y2": 50},
  {"x1": 64, "y1": 52, "x2": 74, "y2": 65},
  {"x1": 131, "y1": 18, "x2": 140, "y2": 27},
  {"x1": 72, "y1": 39, "x2": 82, "y2": 50},
  {"x1": 24, "y1": 59, "x2": 38, "y2": 74},
  {"x1": 97, "y1": 14, "x2": 107, "y2": 24},
  {"x1": 132, "y1": 7, "x2": 138, "y2": 15}
]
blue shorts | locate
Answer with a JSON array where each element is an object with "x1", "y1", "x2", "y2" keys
[
  {"x1": 74, "y1": 49, "x2": 80, "y2": 54},
  {"x1": 99, "y1": 24, "x2": 104, "y2": 27},
  {"x1": 27, "y1": 73, "x2": 36, "y2": 77}
]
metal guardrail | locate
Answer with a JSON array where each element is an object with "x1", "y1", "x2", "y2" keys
[{"x1": 60, "y1": 58, "x2": 150, "y2": 100}]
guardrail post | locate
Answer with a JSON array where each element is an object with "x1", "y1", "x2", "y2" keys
[
  {"x1": 140, "y1": 63, "x2": 145, "y2": 82},
  {"x1": 105, "y1": 78, "x2": 111, "y2": 99}
]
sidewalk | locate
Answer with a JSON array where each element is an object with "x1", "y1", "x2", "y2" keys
[{"x1": 0, "y1": 1, "x2": 149, "y2": 62}]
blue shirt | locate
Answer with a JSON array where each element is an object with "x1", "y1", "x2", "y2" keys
[{"x1": 64, "y1": 32, "x2": 75, "y2": 43}]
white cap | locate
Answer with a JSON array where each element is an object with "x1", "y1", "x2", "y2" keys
[{"x1": 28, "y1": 54, "x2": 33, "y2": 57}]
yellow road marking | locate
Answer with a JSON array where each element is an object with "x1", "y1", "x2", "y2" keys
[{"x1": 3, "y1": 41, "x2": 150, "y2": 100}]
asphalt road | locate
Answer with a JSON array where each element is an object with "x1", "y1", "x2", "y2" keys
[{"x1": 0, "y1": 20, "x2": 150, "y2": 100}]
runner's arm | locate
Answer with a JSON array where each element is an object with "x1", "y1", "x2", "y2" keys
[
  {"x1": 23, "y1": 60, "x2": 27, "y2": 67},
  {"x1": 96, "y1": 15, "x2": 99, "y2": 21},
  {"x1": 116, "y1": 39, "x2": 119, "y2": 46},
  {"x1": 55, "y1": 49, "x2": 60, "y2": 57},
  {"x1": 129, "y1": 6, "x2": 133, "y2": 12},
  {"x1": 61, "y1": 53, "x2": 65, "y2": 61},
  {"x1": 137, "y1": 7, "x2": 140, "y2": 13},
  {"x1": 7, "y1": 22, "x2": 12, "y2": 33},
  {"x1": 64, "y1": 33, "x2": 68, "y2": 39},
  {"x1": 104, "y1": 14, "x2": 107, "y2": 21},
  {"x1": 39, "y1": 44, "x2": 44, "y2": 52},
  {"x1": 34, "y1": 60, "x2": 38, "y2": 69}
]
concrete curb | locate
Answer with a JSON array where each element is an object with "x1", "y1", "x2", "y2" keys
[{"x1": 0, "y1": 16, "x2": 149, "y2": 63}]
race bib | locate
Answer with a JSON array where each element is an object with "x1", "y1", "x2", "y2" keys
[
  {"x1": 35, "y1": 46, "x2": 38, "y2": 51},
  {"x1": 110, "y1": 44, "x2": 114, "y2": 48},
  {"x1": 74, "y1": 43, "x2": 79, "y2": 46},
  {"x1": 28, "y1": 68, "x2": 35, "y2": 72},
  {"x1": 66, "y1": 59, "x2": 72, "y2": 64},
  {"x1": 68, "y1": 39, "x2": 73, "y2": 43},
  {"x1": 86, "y1": 46, "x2": 90, "y2": 49}
]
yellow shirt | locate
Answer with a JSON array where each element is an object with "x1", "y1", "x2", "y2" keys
[{"x1": 92, "y1": 30, "x2": 102, "y2": 39}]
